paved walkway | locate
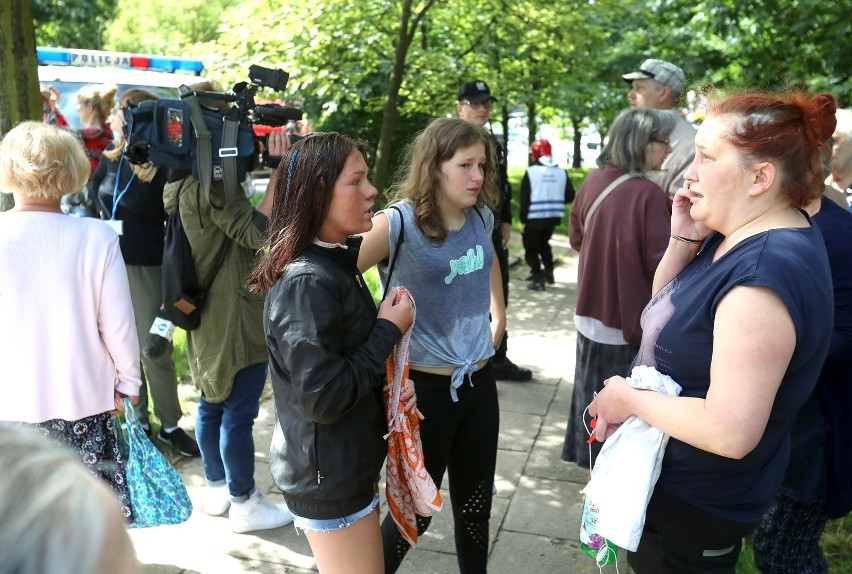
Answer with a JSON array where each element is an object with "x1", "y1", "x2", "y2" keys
[{"x1": 130, "y1": 233, "x2": 630, "y2": 573}]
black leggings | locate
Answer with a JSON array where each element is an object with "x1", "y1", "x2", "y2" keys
[{"x1": 382, "y1": 364, "x2": 499, "y2": 574}]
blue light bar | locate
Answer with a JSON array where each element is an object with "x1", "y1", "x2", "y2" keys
[
  {"x1": 36, "y1": 47, "x2": 71, "y2": 64},
  {"x1": 36, "y1": 47, "x2": 204, "y2": 75}
]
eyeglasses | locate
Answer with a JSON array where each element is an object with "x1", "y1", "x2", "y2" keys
[
  {"x1": 460, "y1": 99, "x2": 493, "y2": 110},
  {"x1": 651, "y1": 138, "x2": 671, "y2": 146}
]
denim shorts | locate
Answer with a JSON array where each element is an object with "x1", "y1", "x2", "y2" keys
[{"x1": 291, "y1": 493, "x2": 380, "y2": 533}]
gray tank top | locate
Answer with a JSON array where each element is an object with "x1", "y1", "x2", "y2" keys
[{"x1": 379, "y1": 200, "x2": 495, "y2": 401}]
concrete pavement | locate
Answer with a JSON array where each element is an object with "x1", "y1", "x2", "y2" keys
[{"x1": 130, "y1": 232, "x2": 630, "y2": 573}]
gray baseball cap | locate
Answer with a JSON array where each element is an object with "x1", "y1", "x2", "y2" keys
[{"x1": 623, "y1": 59, "x2": 687, "y2": 94}]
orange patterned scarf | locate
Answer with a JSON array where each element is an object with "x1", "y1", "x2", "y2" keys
[{"x1": 384, "y1": 287, "x2": 442, "y2": 547}]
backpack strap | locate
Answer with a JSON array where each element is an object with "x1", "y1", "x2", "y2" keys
[
  {"x1": 382, "y1": 205, "x2": 405, "y2": 301},
  {"x1": 178, "y1": 86, "x2": 213, "y2": 211},
  {"x1": 472, "y1": 204, "x2": 487, "y2": 228}
]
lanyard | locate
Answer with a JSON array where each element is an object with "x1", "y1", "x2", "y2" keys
[{"x1": 111, "y1": 155, "x2": 137, "y2": 221}]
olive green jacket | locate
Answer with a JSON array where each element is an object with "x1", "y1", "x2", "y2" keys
[{"x1": 163, "y1": 177, "x2": 268, "y2": 402}]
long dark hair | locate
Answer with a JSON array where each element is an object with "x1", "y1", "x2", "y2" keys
[{"x1": 247, "y1": 132, "x2": 370, "y2": 292}]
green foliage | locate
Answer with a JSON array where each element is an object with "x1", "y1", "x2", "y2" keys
[
  {"x1": 171, "y1": 328, "x2": 190, "y2": 383},
  {"x1": 102, "y1": 0, "x2": 232, "y2": 54},
  {"x1": 364, "y1": 266, "x2": 381, "y2": 306},
  {"x1": 317, "y1": 107, "x2": 433, "y2": 206},
  {"x1": 623, "y1": 0, "x2": 852, "y2": 105},
  {"x1": 32, "y1": 0, "x2": 118, "y2": 49}
]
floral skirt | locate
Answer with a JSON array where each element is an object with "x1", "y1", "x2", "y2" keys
[{"x1": 29, "y1": 412, "x2": 134, "y2": 521}]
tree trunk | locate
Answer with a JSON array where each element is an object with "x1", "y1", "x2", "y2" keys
[
  {"x1": 526, "y1": 100, "x2": 537, "y2": 165},
  {"x1": 571, "y1": 116, "x2": 582, "y2": 169},
  {"x1": 373, "y1": 0, "x2": 414, "y2": 197},
  {"x1": 499, "y1": 103, "x2": 509, "y2": 166},
  {"x1": 0, "y1": 0, "x2": 41, "y2": 209}
]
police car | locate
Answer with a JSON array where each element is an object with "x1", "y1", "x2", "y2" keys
[{"x1": 38, "y1": 47, "x2": 205, "y2": 128}]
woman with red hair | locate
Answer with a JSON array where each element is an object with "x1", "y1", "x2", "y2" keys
[{"x1": 589, "y1": 90, "x2": 837, "y2": 573}]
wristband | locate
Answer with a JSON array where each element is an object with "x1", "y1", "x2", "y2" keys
[{"x1": 670, "y1": 234, "x2": 703, "y2": 244}]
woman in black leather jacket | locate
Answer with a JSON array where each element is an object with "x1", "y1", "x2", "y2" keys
[{"x1": 248, "y1": 132, "x2": 414, "y2": 573}]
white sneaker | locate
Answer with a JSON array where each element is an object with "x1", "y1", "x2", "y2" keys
[
  {"x1": 202, "y1": 483, "x2": 231, "y2": 516},
  {"x1": 229, "y1": 489, "x2": 294, "y2": 533}
]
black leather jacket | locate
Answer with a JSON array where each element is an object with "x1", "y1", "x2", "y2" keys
[{"x1": 266, "y1": 238, "x2": 401, "y2": 519}]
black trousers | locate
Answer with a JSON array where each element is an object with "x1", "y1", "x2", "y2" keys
[
  {"x1": 381, "y1": 364, "x2": 499, "y2": 574},
  {"x1": 628, "y1": 488, "x2": 758, "y2": 574},
  {"x1": 522, "y1": 223, "x2": 556, "y2": 275},
  {"x1": 492, "y1": 228, "x2": 510, "y2": 359}
]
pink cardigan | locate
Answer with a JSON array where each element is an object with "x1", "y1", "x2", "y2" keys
[{"x1": 0, "y1": 212, "x2": 141, "y2": 423}]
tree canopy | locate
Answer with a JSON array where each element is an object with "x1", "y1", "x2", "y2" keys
[
  {"x1": 33, "y1": 0, "x2": 118, "y2": 49},
  {"x1": 27, "y1": 0, "x2": 852, "y2": 191}
]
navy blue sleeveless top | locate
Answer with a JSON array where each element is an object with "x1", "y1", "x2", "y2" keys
[{"x1": 633, "y1": 224, "x2": 833, "y2": 523}]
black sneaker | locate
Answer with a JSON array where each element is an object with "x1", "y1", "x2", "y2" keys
[
  {"x1": 492, "y1": 357, "x2": 533, "y2": 381},
  {"x1": 527, "y1": 279, "x2": 546, "y2": 291},
  {"x1": 157, "y1": 427, "x2": 201, "y2": 457},
  {"x1": 545, "y1": 269, "x2": 555, "y2": 285}
]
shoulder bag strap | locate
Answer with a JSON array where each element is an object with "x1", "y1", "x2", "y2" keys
[
  {"x1": 216, "y1": 108, "x2": 243, "y2": 211},
  {"x1": 382, "y1": 205, "x2": 405, "y2": 301},
  {"x1": 583, "y1": 173, "x2": 634, "y2": 231}
]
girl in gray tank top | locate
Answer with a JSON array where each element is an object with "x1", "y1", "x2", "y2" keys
[{"x1": 358, "y1": 117, "x2": 506, "y2": 573}]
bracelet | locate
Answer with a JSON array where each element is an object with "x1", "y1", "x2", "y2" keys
[{"x1": 670, "y1": 234, "x2": 703, "y2": 244}]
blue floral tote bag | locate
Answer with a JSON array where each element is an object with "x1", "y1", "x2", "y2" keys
[{"x1": 118, "y1": 398, "x2": 193, "y2": 528}]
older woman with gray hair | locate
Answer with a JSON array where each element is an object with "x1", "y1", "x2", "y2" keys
[
  {"x1": 0, "y1": 121, "x2": 141, "y2": 520},
  {"x1": 561, "y1": 107, "x2": 675, "y2": 469}
]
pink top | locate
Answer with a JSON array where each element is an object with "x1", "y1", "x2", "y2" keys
[{"x1": 0, "y1": 211, "x2": 141, "y2": 423}]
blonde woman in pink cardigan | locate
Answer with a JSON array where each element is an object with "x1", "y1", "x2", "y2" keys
[{"x1": 0, "y1": 122, "x2": 141, "y2": 520}]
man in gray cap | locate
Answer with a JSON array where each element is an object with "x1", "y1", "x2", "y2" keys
[{"x1": 623, "y1": 58, "x2": 696, "y2": 197}]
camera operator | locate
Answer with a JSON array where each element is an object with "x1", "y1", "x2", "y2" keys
[{"x1": 164, "y1": 80, "x2": 292, "y2": 533}]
